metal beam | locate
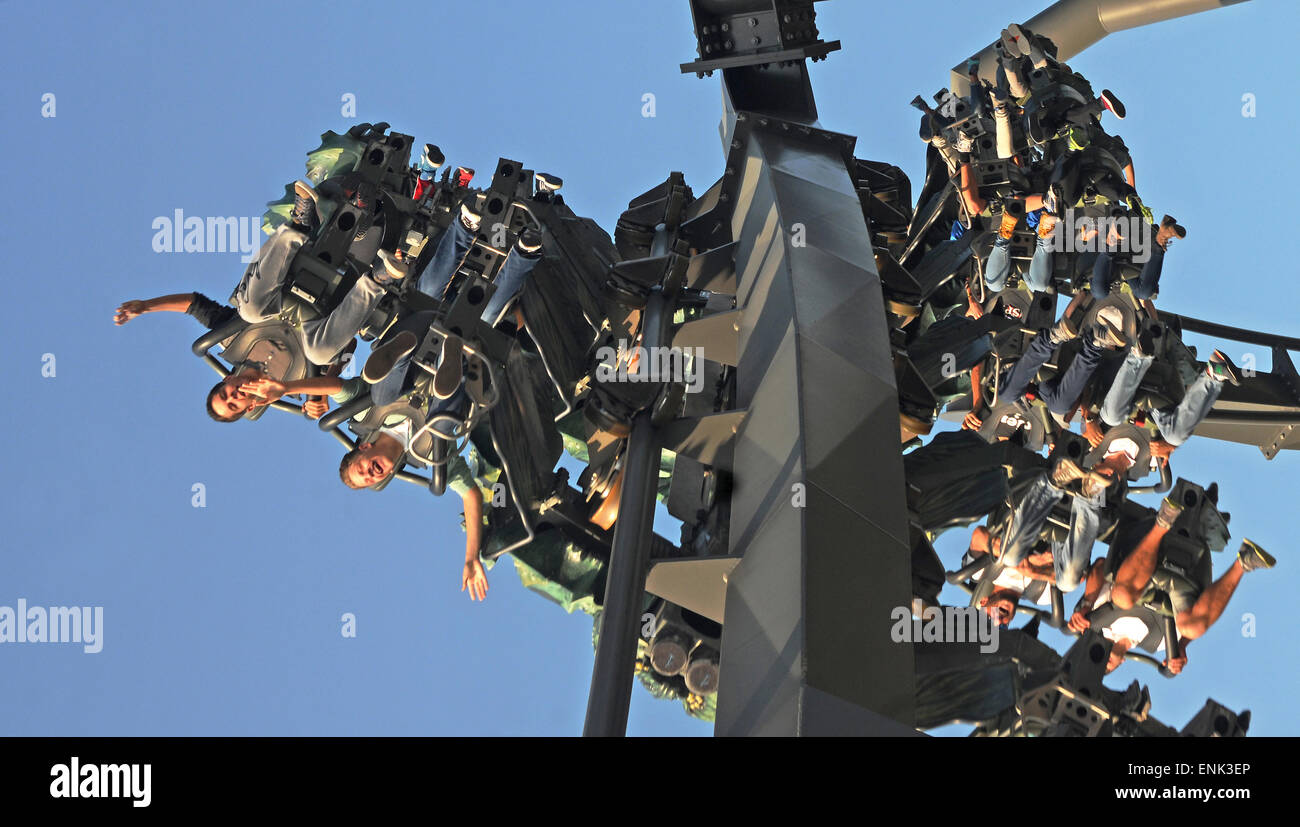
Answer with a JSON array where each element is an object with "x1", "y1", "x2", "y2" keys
[
  {"x1": 582, "y1": 290, "x2": 669, "y2": 737},
  {"x1": 951, "y1": 0, "x2": 1252, "y2": 93}
]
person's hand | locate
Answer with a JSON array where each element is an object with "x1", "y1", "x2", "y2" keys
[
  {"x1": 1082, "y1": 419, "x2": 1105, "y2": 448},
  {"x1": 462, "y1": 558, "x2": 489, "y2": 602},
  {"x1": 114, "y1": 300, "x2": 147, "y2": 325},
  {"x1": 1164, "y1": 652, "x2": 1187, "y2": 675},
  {"x1": 962, "y1": 412, "x2": 983, "y2": 431},
  {"x1": 303, "y1": 397, "x2": 329, "y2": 420},
  {"x1": 1067, "y1": 610, "x2": 1091, "y2": 634},
  {"x1": 1149, "y1": 440, "x2": 1174, "y2": 461},
  {"x1": 238, "y1": 377, "x2": 287, "y2": 403}
]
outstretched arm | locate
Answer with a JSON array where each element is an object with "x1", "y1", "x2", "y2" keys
[
  {"x1": 460, "y1": 487, "x2": 488, "y2": 602},
  {"x1": 114, "y1": 293, "x2": 197, "y2": 325},
  {"x1": 236, "y1": 375, "x2": 346, "y2": 406}
]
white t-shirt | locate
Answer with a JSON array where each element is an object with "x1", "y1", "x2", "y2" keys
[
  {"x1": 1091, "y1": 584, "x2": 1165, "y2": 652},
  {"x1": 967, "y1": 555, "x2": 1052, "y2": 606},
  {"x1": 380, "y1": 419, "x2": 415, "y2": 454}
]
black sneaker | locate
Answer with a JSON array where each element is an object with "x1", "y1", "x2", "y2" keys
[
  {"x1": 459, "y1": 196, "x2": 484, "y2": 233},
  {"x1": 433, "y1": 334, "x2": 464, "y2": 400},
  {"x1": 516, "y1": 226, "x2": 543, "y2": 257},
  {"x1": 1099, "y1": 89, "x2": 1126, "y2": 119},
  {"x1": 1161, "y1": 214, "x2": 1187, "y2": 239},
  {"x1": 535, "y1": 172, "x2": 563, "y2": 194},
  {"x1": 1132, "y1": 325, "x2": 1156, "y2": 359},
  {"x1": 421, "y1": 143, "x2": 445, "y2": 170},
  {"x1": 1238, "y1": 539, "x2": 1276, "y2": 572},
  {"x1": 363, "y1": 330, "x2": 418, "y2": 384}
]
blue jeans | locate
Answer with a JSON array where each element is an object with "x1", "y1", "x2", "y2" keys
[
  {"x1": 1091, "y1": 242, "x2": 1165, "y2": 300},
  {"x1": 1100, "y1": 349, "x2": 1154, "y2": 427},
  {"x1": 370, "y1": 311, "x2": 470, "y2": 437},
  {"x1": 999, "y1": 329, "x2": 1105, "y2": 415},
  {"x1": 985, "y1": 233, "x2": 1054, "y2": 293},
  {"x1": 1000, "y1": 473, "x2": 1102, "y2": 592},
  {"x1": 415, "y1": 155, "x2": 439, "y2": 182},
  {"x1": 415, "y1": 217, "x2": 540, "y2": 326},
  {"x1": 1152, "y1": 372, "x2": 1224, "y2": 446}
]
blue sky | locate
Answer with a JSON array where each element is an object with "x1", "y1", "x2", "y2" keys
[{"x1": 1, "y1": 0, "x2": 1295, "y2": 736}]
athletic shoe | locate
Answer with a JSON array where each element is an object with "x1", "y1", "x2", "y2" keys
[
  {"x1": 1043, "y1": 182, "x2": 1062, "y2": 216},
  {"x1": 535, "y1": 172, "x2": 563, "y2": 194},
  {"x1": 516, "y1": 225, "x2": 543, "y2": 256},
  {"x1": 1000, "y1": 27, "x2": 1027, "y2": 58},
  {"x1": 291, "y1": 181, "x2": 321, "y2": 229},
  {"x1": 1050, "y1": 458, "x2": 1086, "y2": 488},
  {"x1": 375, "y1": 249, "x2": 409, "y2": 280},
  {"x1": 1157, "y1": 214, "x2": 1187, "y2": 249},
  {"x1": 1092, "y1": 306, "x2": 1128, "y2": 350},
  {"x1": 1155, "y1": 497, "x2": 1184, "y2": 529},
  {"x1": 1047, "y1": 314, "x2": 1079, "y2": 345},
  {"x1": 1099, "y1": 89, "x2": 1126, "y2": 119},
  {"x1": 1238, "y1": 539, "x2": 1276, "y2": 572},
  {"x1": 363, "y1": 330, "x2": 418, "y2": 384},
  {"x1": 459, "y1": 197, "x2": 484, "y2": 233},
  {"x1": 998, "y1": 200, "x2": 1024, "y2": 239},
  {"x1": 1126, "y1": 195, "x2": 1153, "y2": 224},
  {"x1": 421, "y1": 143, "x2": 445, "y2": 171},
  {"x1": 433, "y1": 334, "x2": 464, "y2": 400},
  {"x1": 1206, "y1": 349, "x2": 1242, "y2": 386}
]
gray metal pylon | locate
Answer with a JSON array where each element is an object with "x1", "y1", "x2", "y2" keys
[{"x1": 698, "y1": 59, "x2": 917, "y2": 733}]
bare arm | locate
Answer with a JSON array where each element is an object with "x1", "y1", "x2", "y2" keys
[
  {"x1": 1014, "y1": 561, "x2": 1058, "y2": 582},
  {"x1": 963, "y1": 361, "x2": 985, "y2": 431},
  {"x1": 460, "y1": 487, "x2": 488, "y2": 601},
  {"x1": 114, "y1": 292, "x2": 197, "y2": 325},
  {"x1": 282, "y1": 376, "x2": 346, "y2": 397}
]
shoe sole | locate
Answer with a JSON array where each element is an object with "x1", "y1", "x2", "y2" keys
[
  {"x1": 1100, "y1": 90, "x2": 1126, "y2": 119},
  {"x1": 363, "y1": 331, "x2": 418, "y2": 384},
  {"x1": 1211, "y1": 350, "x2": 1242, "y2": 386},
  {"x1": 1006, "y1": 25, "x2": 1030, "y2": 57},
  {"x1": 1156, "y1": 500, "x2": 1184, "y2": 528},
  {"x1": 1240, "y1": 541, "x2": 1275, "y2": 569},
  {"x1": 376, "y1": 250, "x2": 408, "y2": 280},
  {"x1": 1000, "y1": 29, "x2": 1025, "y2": 58},
  {"x1": 433, "y1": 335, "x2": 464, "y2": 400}
]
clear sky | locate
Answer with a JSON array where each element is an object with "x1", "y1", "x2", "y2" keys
[{"x1": 1, "y1": 0, "x2": 1295, "y2": 736}]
